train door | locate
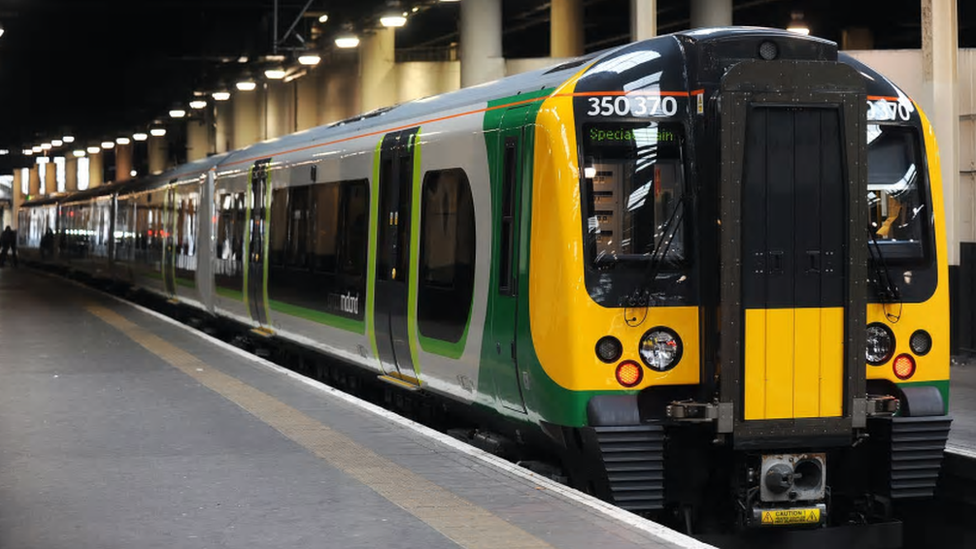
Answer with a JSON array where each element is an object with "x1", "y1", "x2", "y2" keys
[
  {"x1": 162, "y1": 183, "x2": 177, "y2": 297},
  {"x1": 245, "y1": 159, "x2": 271, "y2": 326},
  {"x1": 373, "y1": 129, "x2": 420, "y2": 384},
  {"x1": 718, "y1": 62, "x2": 867, "y2": 442},
  {"x1": 488, "y1": 107, "x2": 531, "y2": 413}
]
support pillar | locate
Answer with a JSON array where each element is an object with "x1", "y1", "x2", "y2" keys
[
  {"x1": 28, "y1": 165, "x2": 40, "y2": 197},
  {"x1": 266, "y1": 81, "x2": 294, "y2": 139},
  {"x1": 631, "y1": 0, "x2": 657, "y2": 42},
  {"x1": 149, "y1": 135, "x2": 169, "y2": 175},
  {"x1": 690, "y1": 0, "x2": 733, "y2": 29},
  {"x1": 44, "y1": 162, "x2": 56, "y2": 195},
  {"x1": 361, "y1": 28, "x2": 398, "y2": 113},
  {"x1": 922, "y1": 0, "x2": 960, "y2": 265},
  {"x1": 232, "y1": 89, "x2": 262, "y2": 150},
  {"x1": 215, "y1": 101, "x2": 233, "y2": 154},
  {"x1": 320, "y1": 54, "x2": 362, "y2": 125},
  {"x1": 186, "y1": 119, "x2": 210, "y2": 162},
  {"x1": 65, "y1": 157, "x2": 78, "y2": 192},
  {"x1": 460, "y1": 0, "x2": 505, "y2": 88},
  {"x1": 13, "y1": 169, "x2": 23, "y2": 229},
  {"x1": 296, "y1": 71, "x2": 320, "y2": 132},
  {"x1": 89, "y1": 152, "x2": 103, "y2": 188},
  {"x1": 551, "y1": 0, "x2": 584, "y2": 58},
  {"x1": 116, "y1": 144, "x2": 133, "y2": 182}
]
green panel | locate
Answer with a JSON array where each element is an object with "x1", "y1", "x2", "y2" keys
[
  {"x1": 367, "y1": 139, "x2": 383, "y2": 368},
  {"x1": 242, "y1": 166, "x2": 254, "y2": 313},
  {"x1": 262, "y1": 162, "x2": 273, "y2": 322},
  {"x1": 216, "y1": 286, "x2": 244, "y2": 301},
  {"x1": 269, "y1": 299, "x2": 365, "y2": 334},
  {"x1": 175, "y1": 276, "x2": 196, "y2": 289}
]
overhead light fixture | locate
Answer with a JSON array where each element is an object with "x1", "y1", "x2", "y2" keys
[
  {"x1": 380, "y1": 14, "x2": 407, "y2": 28},
  {"x1": 335, "y1": 34, "x2": 360, "y2": 49},
  {"x1": 318, "y1": 14, "x2": 329, "y2": 23},
  {"x1": 265, "y1": 68, "x2": 287, "y2": 80},
  {"x1": 116, "y1": 137, "x2": 131, "y2": 145},
  {"x1": 51, "y1": 139, "x2": 64, "y2": 147},
  {"x1": 0, "y1": 23, "x2": 5, "y2": 39},
  {"x1": 130, "y1": 170, "x2": 138, "y2": 177},
  {"x1": 101, "y1": 141, "x2": 115, "y2": 150},
  {"x1": 439, "y1": 0, "x2": 459, "y2": 3},
  {"x1": 412, "y1": 6, "x2": 419, "y2": 12},
  {"x1": 0, "y1": 150, "x2": 8, "y2": 156},
  {"x1": 41, "y1": 143, "x2": 52, "y2": 151},
  {"x1": 787, "y1": 11, "x2": 810, "y2": 35},
  {"x1": 32, "y1": 145, "x2": 42, "y2": 153},
  {"x1": 150, "y1": 128, "x2": 167, "y2": 137},
  {"x1": 212, "y1": 91, "x2": 231, "y2": 101},
  {"x1": 298, "y1": 54, "x2": 321, "y2": 66},
  {"x1": 72, "y1": 150, "x2": 86, "y2": 158},
  {"x1": 133, "y1": 132, "x2": 149, "y2": 142},
  {"x1": 86, "y1": 146, "x2": 101, "y2": 154},
  {"x1": 23, "y1": 149, "x2": 33, "y2": 156},
  {"x1": 238, "y1": 56, "x2": 249, "y2": 63},
  {"x1": 189, "y1": 100, "x2": 208, "y2": 109},
  {"x1": 236, "y1": 80, "x2": 257, "y2": 91},
  {"x1": 169, "y1": 109, "x2": 187, "y2": 118},
  {"x1": 63, "y1": 136, "x2": 75, "y2": 143}
]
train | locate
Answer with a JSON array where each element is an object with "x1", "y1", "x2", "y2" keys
[{"x1": 18, "y1": 27, "x2": 951, "y2": 542}]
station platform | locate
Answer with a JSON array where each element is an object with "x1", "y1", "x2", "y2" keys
[
  {"x1": 0, "y1": 268, "x2": 708, "y2": 549},
  {"x1": 948, "y1": 359, "x2": 976, "y2": 457}
]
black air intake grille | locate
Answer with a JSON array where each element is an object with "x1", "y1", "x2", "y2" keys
[
  {"x1": 593, "y1": 425, "x2": 665, "y2": 511},
  {"x1": 874, "y1": 416, "x2": 952, "y2": 499}
]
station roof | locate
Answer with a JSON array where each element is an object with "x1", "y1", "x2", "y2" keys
[{"x1": 0, "y1": 0, "x2": 973, "y2": 173}]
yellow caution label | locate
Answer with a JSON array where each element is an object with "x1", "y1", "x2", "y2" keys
[{"x1": 760, "y1": 508, "x2": 821, "y2": 526}]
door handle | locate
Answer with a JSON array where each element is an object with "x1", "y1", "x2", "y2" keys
[
  {"x1": 806, "y1": 250, "x2": 821, "y2": 273},
  {"x1": 769, "y1": 251, "x2": 784, "y2": 274}
]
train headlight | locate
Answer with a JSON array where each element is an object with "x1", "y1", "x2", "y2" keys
[
  {"x1": 910, "y1": 330, "x2": 932, "y2": 356},
  {"x1": 866, "y1": 323, "x2": 895, "y2": 365},
  {"x1": 638, "y1": 328, "x2": 682, "y2": 372},
  {"x1": 595, "y1": 336, "x2": 623, "y2": 363}
]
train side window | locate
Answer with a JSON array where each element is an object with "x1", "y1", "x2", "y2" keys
[
  {"x1": 286, "y1": 186, "x2": 311, "y2": 268},
  {"x1": 269, "y1": 188, "x2": 289, "y2": 267},
  {"x1": 338, "y1": 181, "x2": 369, "y2": 278},
  {"x1": 418, "y1": 168, "x2": 476, "y2": 343},
  {"x1": 500, "y1": 139, "x2": 520, "y2": 295},
  {"x1": 311, "y1": 184, "x2": 341, "y2": 273}
]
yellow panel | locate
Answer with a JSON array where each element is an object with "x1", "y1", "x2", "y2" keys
[
  {"x1": 793, "y1": 308, "x2": 821, "y2": 418},
  {"x1": 744, "y1": 309, "x2": 767, "y2": 420},
  {"x1": 819, "y1": 308, "x2": 844, "y2": 417},
  {"x1": 764, "y1": 309, "x2": 795, "y2": 419}
]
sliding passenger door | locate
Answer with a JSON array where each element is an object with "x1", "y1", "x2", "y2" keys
[
  {"x1": 372, "y1": 129, "x2": 420, "y2": 383},
  {"x1": 245, "y1": 159, "x2": 272, "y2": 326}
]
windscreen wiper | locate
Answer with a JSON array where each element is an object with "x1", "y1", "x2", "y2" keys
[
  {"x1": 866, "y1": 225, "x2": 901, "y2": 302},
  {"x1": 624, "y1": 194, "x2": 687, "y2": 308}
]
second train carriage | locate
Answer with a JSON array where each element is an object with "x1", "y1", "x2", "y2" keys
[{"x1": 19, "y1": 27, "x2": 951, "y2": 539}]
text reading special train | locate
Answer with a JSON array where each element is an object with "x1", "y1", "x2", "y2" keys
[{"x1": 20, "y1": 28, "x2": 951, "y2": 540}]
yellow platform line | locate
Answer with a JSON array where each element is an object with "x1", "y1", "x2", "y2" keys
[{"x1": 86, "y1": 304, "x2": 553, "y2": 549}]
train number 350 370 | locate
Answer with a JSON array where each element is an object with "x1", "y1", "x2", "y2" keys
[{"x1": 587, "y1": 96, "x2": 680, "y2": 117}]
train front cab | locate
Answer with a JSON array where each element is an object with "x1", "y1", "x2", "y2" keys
[{"x1": 531, "y1": 30, "x2": 951, "y2": 538}]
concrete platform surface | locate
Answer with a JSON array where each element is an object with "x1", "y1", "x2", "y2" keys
[
  {"x1": 949, "y1": 359, "x2": 976, "y2": 457},
  {"x1": 0, "y1": 268, "x2": 709, "y2": 549}
]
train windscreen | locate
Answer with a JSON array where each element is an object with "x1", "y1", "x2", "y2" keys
[
  {"x1": 867, "y1": 124, "x2": 929, "y2": 262},
  {"x1": 580, "y1": 121, "x2": 691, "y2": 307}
]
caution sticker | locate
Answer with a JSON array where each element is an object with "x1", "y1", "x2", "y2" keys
[{"x1": 760, "y1": 508, "x2": 821, "y2": 526}]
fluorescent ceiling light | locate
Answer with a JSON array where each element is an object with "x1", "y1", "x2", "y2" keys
[
  {"x1": 169, "y1": 109, "x2": 187, "y2": 118},
  {"x1": 41, "y1": 143, "x2": 52, "y2": 150},
  {"x1": 130, "y1": 170, "x2": 138, "y2": 177},
  {"x1": 63, "y1": 136, "x2": 75, "y2": 143},
  {"x1": 23, "y1": 149, "x2": 33, "y2": 156},
  {"x1": 298, "y1": 54, "x2": 321, "y2": 66},
  {"x1": 150, "y1": 128, "x2": 167, "y2": 137},
  {"x1": 265, "y1": 68, "x2": 287, "y2": 80},
  {"x1": 116, "y1": 137, "x2": 131, "y2": 145},
  {"x1": 87, "y1": 146, "x2": 101, "y2": 154},
  {"x1": 335, "y1": 35, "x2": 360, "y2": 49},
  {"x1": 236, "y1": 80, "x2": 257, "y2": 91},
  {"x1": 101, "y1": 141, "x2": 115, "y2": 150},
  {"x1": 31, "y1": 145, "x2": 42, "y2": 153},
  {"x1": 318, "y1": 14, "x2": 329, "y2": 23},
  {"x1": 133, "y1": 132, "x2": 149, "y2": 142},
  {"x1": 212, "y1": 91, "x2": 231, "y2": 101},
  {"x1": 51, "y1": 139, "x2": 63, "y2": 147},
  {"x1": 0, "y1": 149, "x2": 8, "y2": 156},
  {"x1": 380, "y1": 15, "x2": 407, "y2": 28},
  {"x1": 73, "y1": 150, "x2": 86, "y2": 158},
  {"x1": 189, "y1": 100, "x2": 208, "y2": 109}
]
